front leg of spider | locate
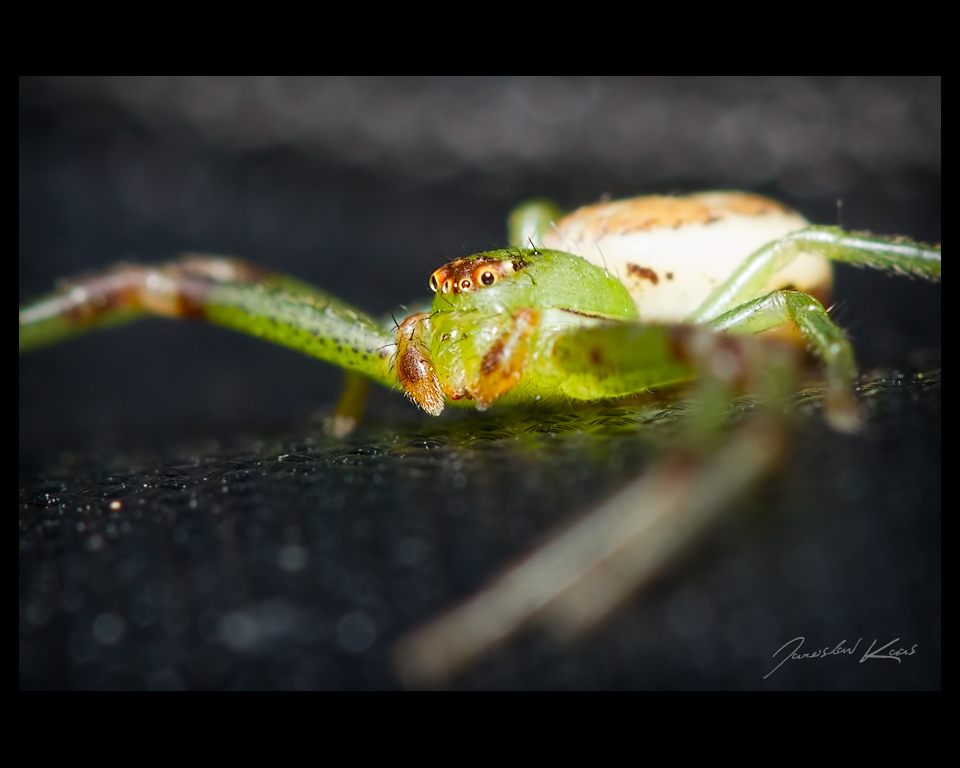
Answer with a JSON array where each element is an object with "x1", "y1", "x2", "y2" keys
[{"x1": 471, "y1": 307, "x2": 540, "y2": 409}]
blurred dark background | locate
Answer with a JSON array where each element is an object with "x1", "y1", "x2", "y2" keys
[{"x1": 19, "y1": 77, "x2": 940, "y2": 689}]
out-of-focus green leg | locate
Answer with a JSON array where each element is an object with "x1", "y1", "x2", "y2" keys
[
  {"x1": 707, "y1": 289, "x2": 860, "y2": 432},
  {"x1": 550, "y1": 323, "x2": 695, "y2": 398},
  {"x1": 325, "y1": 372, "x2": 372, "y2": 438},
  {"x1": 19, "y1": 295, "x2": 140, "y2": 353},
  {"x1": 508, "y1": 199, "x2": 565, "y2": 248},
  {"x1": 19, "y1": 256, "x2": 397, "y2": 390},
  {"x1": 688, "y1": 226, "x2": 942, "y2": 324},
  {"x1": 549, "y1": 320, "x2": 798, "y2": 445}
]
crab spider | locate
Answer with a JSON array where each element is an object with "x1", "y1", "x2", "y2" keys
[{"x1": 18, "y1": 192, "x2": 941, "y2": 435}]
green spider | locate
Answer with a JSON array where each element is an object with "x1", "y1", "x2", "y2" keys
[{"x1": 18, "y1": 192, "x2": 941, "y2": 435}]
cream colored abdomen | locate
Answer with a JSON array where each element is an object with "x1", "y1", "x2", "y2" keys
[{"x1": 541, "y1": 192, "x2": 833, "y2": 322}]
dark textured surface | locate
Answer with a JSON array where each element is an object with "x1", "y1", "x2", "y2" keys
[
  {"x1": 20, "y1": 78, "x2": 940, "y2": 689},
  {"x1": 18, "y1": 376, "x2": 942, "y2": 689}
]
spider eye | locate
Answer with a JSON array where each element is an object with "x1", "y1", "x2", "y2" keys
[
  {"x1": 429, "y1": 274, "x2": 439, "y2": 292},
  {"x1": 459, "y1": 279, "x2": 472, "y2": 291},
  {"x1": 442, "y1": 279, "x2": 452, "y2": 294},
  {"x1": 479, "y1": 271, "x2": 496, "y2": 286}
]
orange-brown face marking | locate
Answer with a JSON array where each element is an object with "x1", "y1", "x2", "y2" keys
[{"x1": 429, "y1": 257, "x2": 520, "y2": 295}]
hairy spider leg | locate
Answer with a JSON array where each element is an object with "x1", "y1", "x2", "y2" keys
[
  {"x1": 682, "y1": 226, "x2": 941, "y2": 431},
  {"x1": 687, "y1": 226, "x2": 941, "y2": 324},
  {"x1": 705, "y1": 291, "x2": 857, "y2": 431},
  {"x1": 19, "y1": 256, "x2": 398, "y2": 391},
  {"x1": 394, "y1": 312, "x2": 444, "y2": 416}
]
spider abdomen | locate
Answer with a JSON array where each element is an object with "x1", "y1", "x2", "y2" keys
[{"x1": 542, "y1": 192, "x2": 833, "y2": 322}]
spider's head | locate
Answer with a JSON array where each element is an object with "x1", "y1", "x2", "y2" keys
[
  {"x1": 428, "y1": 250, "x2": 530, "y2": 296},
  {"x1": 429, "y1": 247, "x2": 637, "y2": 320}
]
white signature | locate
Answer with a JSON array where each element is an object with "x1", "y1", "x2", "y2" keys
[{"x1": 764, "y1": 637, "x2": 917, "y2": 679}]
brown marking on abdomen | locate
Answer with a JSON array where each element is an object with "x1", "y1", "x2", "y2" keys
[{"x1": 626, "y1": 263, "x2": 660, "y2": 285}]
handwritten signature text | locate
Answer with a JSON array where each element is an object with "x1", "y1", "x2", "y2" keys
[{"x1": 765, "y1": 637, "x2": 917, "y2": 679}]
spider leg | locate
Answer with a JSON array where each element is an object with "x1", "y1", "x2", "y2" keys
[
  {"x1": 550, "y1": 323, "x2": 695, "y2": 399},
  {"x1": 707, "y1": 289, "x2": 861, "y2": 432},
  {"x1": 688, "y1": 225, "x2": 941, "y2": 324},
  {"x1": 470, "y1": 307, "x2": 540, "y2": 410},
  {"x1": 549, "y1": 320, "x2": 798, "y2": 442},
  {"x1": 394, "y1": 418, "x2": 788, "y2": 686},
  {"x1": 507, "y1": 199, "x2": 565, "y2": 248},
  {"x1": 324, "y1": 373, "x2": 372, "y2": 438},
  {"x1": 19, "y1": 256, "x2": 397, "y2": 390}
]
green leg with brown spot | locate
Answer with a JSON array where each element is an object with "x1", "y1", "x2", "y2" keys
[{"x1": 19, "y1": 256, "x2": 398, "y2": 390}]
